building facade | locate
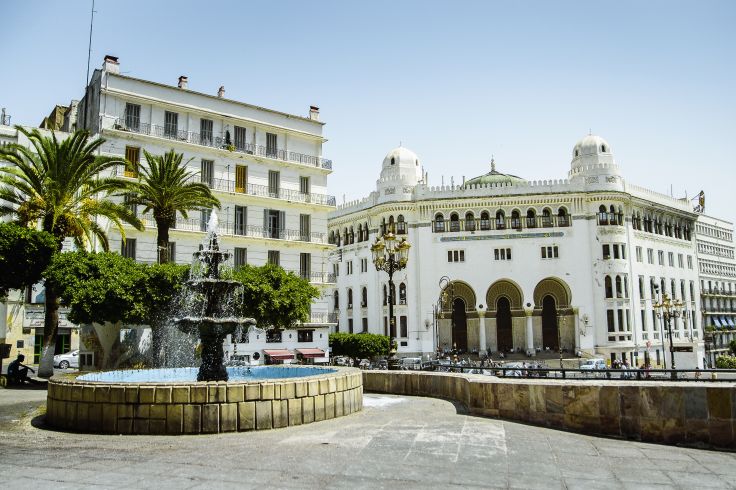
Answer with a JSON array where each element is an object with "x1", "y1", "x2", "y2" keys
[
  {"x1": 328, "y1": 135, "x2": 706, "y2": 368},
  {"x1": 695, "y1": 215, "x2": 736, "y2": 366}
]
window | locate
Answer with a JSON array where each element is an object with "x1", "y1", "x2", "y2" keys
[
  {"x1": 200, "y1": 118, "x2": 213, "y2": 146},
  {"x1": 234, "y1": 247, "x2": 247, "y2": 268},
  {"x1": 636, "y1": 246, "x2": 643, "y2": 262},
  {"x1": 541, "y1": 246, "x2": 559, "y2": 259},
  {"x1": 480, "y1": 211, "x2": 491, "y2": 230},
  {"x1": 124, "y1": 146, "x2": 140, "y2": 177},
  {"x1": 494, "y1": 248, "x2": 512, "y2": 261},
  {"x1": 348, "y1": 319, "x2": 354, "y2": 333},
  {"x1": 200, "y1": 209, "x2": 212, "y2": 232},
  {"x1": 605, "y1": 276, "x2": 613, "y2": 298},
  {"x1": 333, "y1": 291, "x2": 339, "y2": 310},
  {"x1": 347, "y1": 288, "x2": 353, "y2": 309},
  {"x1": 602, "y1": 244, "x2": 610, "y2": 259},
  {"x1": 267, "y1": 250, "x2": 280, "y2": 266},
  {"x1": 496, "y1": 210, "x2": 506, "y2": 229},
  {"x1": 638, "y1": 276, "x2": 645, "y2": 300},
  {"x1": 124, "y1": 193, "x2": 137, "y2": 217},
  {"x1": 201, "y1": 159, "x2": 214, "y2": 187},
  {"x1": 300, "y1": 253, "x2": 311, "y2": 280},
  {"x1": 234, "y1": 126, "x2": 247, "y2": 151},
  {"x1": 397, "y1": 215, "x2": 407, "y2": 234},
  {"x1": 434, "y1": 214, "x2": 445, "y2": 232},
  {"x1": 164, "y1": 111, "x2": 178, "y2": 138},
  {"x1": 264, "y1": 209, "x2": 284, "y2": 238},
  {"x1": 607, "y1": 309, "x2": 615, "y2": 332},
  {"x1": 400, "y1": 316, "x2": 408, "y2": 337},
  {"x1": 235, "y1": 165, "x2": 247, "y2": 193},
  {"x1": 687, "y1": 255, "x2": 693, "y2": 269},
  {"x1": 268, "y1": 170, "x2": 280, "y2": 198},
  {"x1": 668, "y1": 252, "x2": 674, "y2": 267},
  {"x1": 300, "y1": 176, "x2": 310, "y2": 195},
  {"x1": 346, "y1": 261, "x2": 353, "y2": 275},
  {"x1": 647, "y1": 248, "x2": 654, "y2": 264},
  {"x1": 266, "y1": 330, "x2": 282, "y2": 343},
  {"x1": 121, "y1": 238, "x2": 136, "y2": 260},
  {"x1": 450, "y1": 213, "x2": 460, "y2": 232},
  {"x1": 124, "y1": 103, "x2": 140, "y2": 131},
  {"x1": 361, "y1": 287, "x2": 368, "y2": 307},
  {"x1": 167, "y1": 242, "x2": 176, "y2": 263},
  {"x1": 399, "y1": 283, "x2": 407, "y2": 305},
  {"x1": 266, "y1": 132, "x2": 278, "y2": 157},
  {"x1": 234, "y1": 206, "x2": 246, "y2": 235},
  {"x1": 465, "y1": 212, "x2": 475, "y2": 231},
  {"x1": 678, "y1": 254, "x2": 684, "y2": 268},
  {"x1": 362, "y1": 318, "x2": 368, "y2": 333},
  {"x1": 360, "y1": 258, "x2": 368, "y2": 273},
  {"x1": 300, "y1": 214, "x2": 311, "y2": 242},
  {"x1": 448, "y1": 250, "x2": 465, "y2": 262},
  {"x1": 658, "y1": 250, "x2": 664, "y2": 266},
  {"x1": 298, "y1": 329, "x2": 313, "y2": 342}
]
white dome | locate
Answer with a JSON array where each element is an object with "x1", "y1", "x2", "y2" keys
[
  {"x1": 571, "y1": 134, "x2": 616, "y2": 171},
  {"x1": 382, "y1": 147, "x2": 420, "y2": 169}
]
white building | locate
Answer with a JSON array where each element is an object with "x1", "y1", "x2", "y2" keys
[
  {"x1": 695, "y1": 215, "x2": 736, "y2": 366},
  {"x1": 66, "y1": 55, "x2": 336, "y2": 365},
  {"x1": 328, "y1": 135, "x2": 707, "y2": 368}
]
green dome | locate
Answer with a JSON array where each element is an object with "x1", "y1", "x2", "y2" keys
[{"x1": 465, "y1": 159, "x2": 525, "y2": 187}]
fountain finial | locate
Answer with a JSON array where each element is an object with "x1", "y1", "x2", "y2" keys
[{"x1": 207, "y1": 209, "x2": 219, "y2": 235}]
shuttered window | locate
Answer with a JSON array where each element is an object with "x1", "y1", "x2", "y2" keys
[
  {"x1": 266, "y1": 133, "x2": 277, "y2": 157},
  {"x1": 121, "y1": 239, "x2": 136, "y2": 260},
  {"x1": 164, "y1": 111, "x2": 178, "y2": 138},
  {"x1": 300, "y1": 214, "x2": 311, "y2": 241},
  {"x1": 124, "y1": 103, "x2": 140, "y2": 131},
  {"x1": 200, "y1": 118, "x2": 213, "y2": 145},
  {"x1": 300, "y1": 253, "x2": 311, "y2": 279},
  {"x1": 235, "y1": 206, "x2": 247, "y2": 235},
  {"x1": 234, "y1": 247, "x2": 247, "y2": 268},
  {"x1": 234, "y1": 126, "x2": 247, "y2": 150},
  {"x1": 267, "y1": 250, "x2": 280, "y2": 266},
  {"x1": 124, "y1": 146, "x2": 139, "y2": 177},
  {"x1": 201, "y1": 159, "x2": 214, "y2": 187},
  {"x1": 268, "y1": 170, "x2": 280, "y2": 198},
  {"x1": 235, "y1": 165, "x2": 247, "y2": 193}
]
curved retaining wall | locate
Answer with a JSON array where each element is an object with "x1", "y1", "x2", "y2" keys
[
  {"x1": 47, "y1": 367, "x2": 363, "y2": 434},
  {"x1": 364, "y1": 371, "x2": 736, "y2": 448}
]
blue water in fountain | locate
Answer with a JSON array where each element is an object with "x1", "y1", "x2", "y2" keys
[{"x1": 78, "y1": 366, "x2": 336, "y2": 383}]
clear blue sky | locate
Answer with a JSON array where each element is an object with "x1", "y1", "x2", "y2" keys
[{"x1": 4, "y1": 0, "x2": 735, "y2": 223}]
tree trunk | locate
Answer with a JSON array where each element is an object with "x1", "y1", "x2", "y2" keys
[
  {"x1": 37, "y1": 284, "x2": 60, "y2": 378},
  {"x1": 156, "y1": 221, "x2": 170, "y2": 264}
]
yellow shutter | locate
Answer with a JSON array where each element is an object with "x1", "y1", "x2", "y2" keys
[
  {"x1": 235, "y1": 165, "x2": 247, "y2": 193},
  {"x1": 124, "y1": 146, "x2": 139, "y2": 178}
]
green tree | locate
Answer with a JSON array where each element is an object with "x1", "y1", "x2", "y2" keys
[
  {"x1": 715, "y1": 355, "x2": 736, "y2": 369},
  {"x1": 232, "y1": 264, "x2": 320, "y2": 330},
  {"x1": 729, "y1": 340, "x2": 736, "y2": 356},
  {"x1": 127, "y1": 149, "x2": 220, "y2": 263},
  {"x1": 329, "y1": 332, "x2": 390, "y2": 366},
  {"x1": 0, "y1": 127, "x2": 143, "y2": 377},
  {"x1": 0, "y1": 222, "x2": 57, "y2": 298}
]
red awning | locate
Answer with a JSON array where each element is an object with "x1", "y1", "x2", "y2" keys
[
  {"x1": 296, "y1": 348, "x2": 326, "y2": 358},
  {"x1": 263, "y1": 349, "x2": 294, "y2": 360}
]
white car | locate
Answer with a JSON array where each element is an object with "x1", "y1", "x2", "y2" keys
[
  {"x1": 579, "y1": 358, "x2": 606, "y2": 370},
  {"x1": 53, "y1": 350, "x2": 79, "y2": 369}
]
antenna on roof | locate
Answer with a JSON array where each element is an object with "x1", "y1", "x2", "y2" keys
[{"x1": 85, "y1": 0, "x2": 96, "y2": 86}]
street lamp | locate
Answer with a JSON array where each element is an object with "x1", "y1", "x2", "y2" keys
[
  {"x1": 371, "y1": 232, "x2": 411, "y2": 369},
  {"x1": 557, "y1": 312, "x2": 565, "y2": 371},
  {"x1": 436, "y1": 276, "x2": 454, "y2": 356},
  {"x1": 653, "y1": 293, "x2": 684, "y2": 379}
]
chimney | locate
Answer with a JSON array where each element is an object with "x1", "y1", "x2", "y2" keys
[
  {"x1": 217, "y1": 86, "x2": 225, "y2": 98},
  {"x1": 309, "y1": 105, "x2": 320, "y2": 121},
  {"x1": 103, "y1": 55, "x2": 120, "y2": 74},
  {"x1": 178, "y1": 76, "x2": 188, "y2": 89}
]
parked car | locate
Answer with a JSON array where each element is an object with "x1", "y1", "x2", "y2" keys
[
  {"x1": 53, "y1": 350, "x2": 79, "y2": 369},
  {"x1": 376, "y1": 359, "x2": 388, "y2": 370},
  {"x1": 398, "y1": 357, "x2": 422, "y2": 370},
  {"x1": 579, "y1": 358, "x2": 606, "y2": 370}
]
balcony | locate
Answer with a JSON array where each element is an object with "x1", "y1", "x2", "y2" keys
[
  {"x1": 113, "y1": 119, "x2": 333, "y2": 170},
  {"x1": 433, "y1": 215, "x2": 571, "y2": 233},
  {"x1": 138, "y1": 215, "x2": 327, "y2": 244},
  {"x1": 289, "y1": 270, "x2": 336, "y2": 284},
  {"x1": 304, "y1": 311, "x2": 339, "y2": 324}
]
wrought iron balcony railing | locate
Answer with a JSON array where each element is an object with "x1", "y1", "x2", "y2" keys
[
  {"x1": 113, "y1": 118, "x2": 332, "y2": 170},
  {"x1": 432, "y1": 215, "x2": 571, "y2": 233}
]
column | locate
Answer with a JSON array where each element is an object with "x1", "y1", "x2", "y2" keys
[
  {"x1": 524, "y1": 305, "x2": 534, "y2": 356},
  {"x1": 477, "y1": 309, "x2": 486, "y2": 354}
]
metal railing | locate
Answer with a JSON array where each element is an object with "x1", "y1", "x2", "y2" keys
[
  {"x1": 286, "y1": 270, "x2": 336, "y2": 284},
  {"x1": 113, "y1": 119, "x2": 332, "y2": 170},
  {"x1": 433, "y1": 215, "x2": 571, "y2": 233}
]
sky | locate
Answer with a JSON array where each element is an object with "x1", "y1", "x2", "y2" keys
[{"x1": 3, "y1": 0, "x2": 736, "y2": 223}]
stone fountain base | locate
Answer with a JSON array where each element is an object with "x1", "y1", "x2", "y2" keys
[{"x1": 46, "y1": 367, "x2": 362, "y2": 434}]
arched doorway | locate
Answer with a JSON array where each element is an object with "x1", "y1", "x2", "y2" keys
[
  {"x1": 541, "y1": 295, "x2": 558, "y2": 350},
  {"x1": 496, "y1": 297, "x2": 513, "y2": 352},
  {"x1": 452, "y1": 298, "x2": 468, "y2": 352}
]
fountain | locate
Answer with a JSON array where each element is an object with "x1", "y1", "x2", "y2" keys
[
  {"x1": 173, "y1": 211, "x2": 256, "y2": 381},
  {"x1": 45, "y1": 211, "x2": 363, "y2": 434}
]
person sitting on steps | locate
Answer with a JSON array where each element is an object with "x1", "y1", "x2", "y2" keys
[{"x1": 7, "y1": 354, "x2": 38, "y2": 385}]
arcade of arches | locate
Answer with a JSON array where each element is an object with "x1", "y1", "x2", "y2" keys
[{"x1": 437, "y1": 278, "x2": 576, "y2": 354}]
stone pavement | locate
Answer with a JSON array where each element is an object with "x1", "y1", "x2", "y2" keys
[{"x1": 0, "y1": 389, "x2": 734, "y2": 489}]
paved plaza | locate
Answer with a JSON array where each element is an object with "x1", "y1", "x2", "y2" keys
[{"x1": 0, "y1": 388, "x2": 735, "y2": 489}]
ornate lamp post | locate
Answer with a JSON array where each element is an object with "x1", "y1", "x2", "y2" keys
[
  {"x1": 557, "y1": 312, "x2": 565, "y2": 371},
  {"x1": 437, "y1": 276, "x2": 454, "y2": 356},
  {"x1": 371, "y1": 232, "x2": 411, "y2": 369},
  {"x1": 653, "y1": 293, "x2": 684, "y2": 380}
]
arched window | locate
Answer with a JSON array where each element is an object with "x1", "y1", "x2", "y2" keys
[
  {"x1": 511, "y1": 210, "x2": 521, "y2": 230},
  {"x1": 333, "y1": 290, "x2": 339, "y2": 310},
  {"x1": 399, "y1": 283, "x2": 407, "y2": 305},
  {"x1": 329, "y1": 230, "x2": 335, "y2": 244},
  {"x1": 336, "y1": 231, "x2": 341, "y2": 247},
  {"x1": 361, "y1": 287, "x2": 367, "y2": 307},
  {"x1": 347, "y1": 288, "x2": 353, "y2": 309},
  {"x1": 388, "y1": 215, "x2": 395, "y2": 234},
  {"x1": 383, "y1": 285, "x2": 387, "y2": 306},
  {"x1": 598, "y1": 205, "x2": 608, "y2": 225},
  {"x1": 541, "y1": 208, "x2": 552, "y2": 227},
  {"x1": 605, "y1": 276, "x2": 613, "y2": 298},
  {"x1": 671, "y1": 279, "x2": 677, "y2": 299},
  {"x1": 450, "y1": 212, "x2": 460, "y2": 232},
  {"x1": 381, "y1": 218, "x2": 387, "y2": 236},
  {"x1": 496, "y1": 210, "x2": 506, "y2": 230},
  {"x1": 558, "y1": 207, "x2": 569, "y2": 227},
  {"x1": 526, "y1": 209, "x2": 537, "y2": 228},
  {"x1": 343, "y1": 227, "x2": 348, "y2": 244},
  {"x1": 357, "y1": 224, "x2": 363, "y2": 242},
  {"x1": 465, "y1": 211, "x2": 475, "y2": 231},
  {"x1": 601, "y1": 144, "x2": 607, "y2": 152},
  {"x1": 390, "y1": 157, "x2": 395, "y2": 165},
  {"x1": 624, "y1": 276, "x2": 629, "y2": 298},
  {"x1": 349, "y1": 226, "x2": 355, "y2": 244},
  {"x1": 363, "y1": 221, "x2": 369, "y2": 241},
  {"x1": 609, "y1": 205, "x2": 617, "y2": 225},
  {"x1": 615, "y1": 276, "x2": 623, "y2": 298},
  {"x1": 480, "y1": 211, "x2": 490, "y2": 230},
  {"x1": 434, "y1": 213, "x2": 445, "y2": 233},
  {"x1": 397, "y1": 215, "x2": 406, "y2": 234},
  {"x1": 390, "y1": 282, "x2": 396, "y2": 305}
]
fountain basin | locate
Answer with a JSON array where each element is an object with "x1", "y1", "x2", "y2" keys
[{"x1": 46, "y1": 366, "x2": 363, "y2": 435}]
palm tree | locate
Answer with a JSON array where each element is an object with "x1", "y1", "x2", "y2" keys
[
  {"x1": 0, "y1": 126, "x2": 144, "y2": 377},
  {"x1": 127, "y1": 149, "x2": 220, "y2": 264}
]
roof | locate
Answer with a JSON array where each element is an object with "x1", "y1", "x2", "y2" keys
[
  {"x1": 296, "y1": 348, "x2": 326, "y2": 358},
  {"x1": 465, "y1": 158, "x2": 525, "y2": 187}
]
